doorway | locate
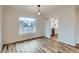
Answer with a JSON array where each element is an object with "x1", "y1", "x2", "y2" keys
[{"x1": 50, "y1": 17, "x2": 59, "y2": 41}]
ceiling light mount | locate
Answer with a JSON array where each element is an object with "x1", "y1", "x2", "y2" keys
[{"x1": 38, "y1": 5, "x2": 40, "y2": 7}]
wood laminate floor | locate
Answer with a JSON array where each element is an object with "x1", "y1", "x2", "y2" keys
[{"x1": 2, "y1": 37, "x2": 79, "y2": 53}]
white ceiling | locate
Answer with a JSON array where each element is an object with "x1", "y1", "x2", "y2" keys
[{"x1": 5, "y1": 5, "x2": 69, "y2": 16}]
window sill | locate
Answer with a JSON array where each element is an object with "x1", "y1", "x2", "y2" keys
[{"x1": 19, "y1": 32, "x2": 37, "y2": 35}]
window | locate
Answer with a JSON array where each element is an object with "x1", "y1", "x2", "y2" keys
[{"x1": 19, "y1": 17, "x2": 36, "y2": 34}]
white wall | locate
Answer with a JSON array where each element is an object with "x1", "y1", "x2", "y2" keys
[
  {"x1": 44, "y1": 6, "x2": 76, "y2": 46},
  {"x1": 75, "y1": 7, "x2": 79, "y2": 44},
  {"x1": 0, "y1": 6, "x2": 3, "y2": 52},
  {"x1": 3, "y1": 6, "x2": 44, "y2": 44}
]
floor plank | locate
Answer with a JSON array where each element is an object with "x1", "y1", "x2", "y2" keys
[{"x1": 2, "y1": 37, "x2": 79, "y2": 53}]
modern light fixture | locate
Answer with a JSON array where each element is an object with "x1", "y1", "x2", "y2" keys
[{"x1": 37, "y1": 5, "x2": 40, "y2": 15}]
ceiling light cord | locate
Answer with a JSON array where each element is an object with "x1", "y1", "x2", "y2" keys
[{"x1": 37, "y1": 5, "x2": 40, "y2": 15}]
